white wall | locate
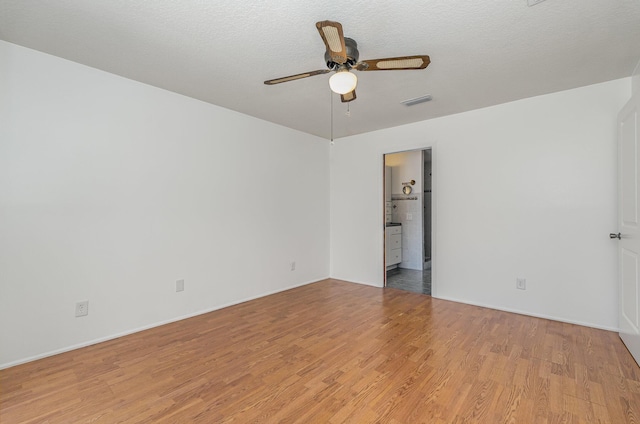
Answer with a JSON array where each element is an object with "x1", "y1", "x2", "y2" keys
[
  {"x1": 634, "y1": 58, "x2": 640, "y2": 98},
  {"x1": 385, "y1": 151, "x2": 422, "y2": 195},
  {"x1": 0, "y1": 41, "x2": 330, "y2": 368},
  {"x1": 330, "y1": 78, "x2": 631, "y2": 330}
]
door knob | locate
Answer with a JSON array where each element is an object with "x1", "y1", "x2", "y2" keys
[{"x1": 610, "y1": 233, "x2": 621, "y2": 239}]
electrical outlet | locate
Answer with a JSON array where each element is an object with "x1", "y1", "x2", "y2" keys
[
  {"x1": 75, "y1": 300, "x2": 89, "y2": 317},
  {"x1": 516, "y1": 278, "x2": 526, "y2": 290},
  {"x1": 290, "y1": 261, "x2": 296, "y2": 271},
  {"x1": 176, "y1": 279, "x2": 185, "y2": 292},
  {"x1": 406, "y1": 213, "x2": 413, "y2": 220}
]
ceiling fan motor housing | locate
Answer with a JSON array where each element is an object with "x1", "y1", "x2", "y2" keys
[{"x1": 325, "y1": 37, "x2": 359, "y2": 69}]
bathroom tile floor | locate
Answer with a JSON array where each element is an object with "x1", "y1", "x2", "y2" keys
[{"x1": 386, "y1": 267, "x2": 431, "y2": 295}]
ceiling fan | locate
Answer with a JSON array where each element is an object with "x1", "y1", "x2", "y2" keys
[{"x1": 264, "y1": 20, "x2": 431, "y2": 103}]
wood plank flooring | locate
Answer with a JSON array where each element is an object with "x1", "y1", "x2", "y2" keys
[{"x1": 1, "y1": 279, "x2": 639, "y2": 423}]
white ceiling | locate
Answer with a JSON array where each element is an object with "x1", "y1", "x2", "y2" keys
[{"x1": 2, "y1": 1, "x2": 640, "y2": 139}]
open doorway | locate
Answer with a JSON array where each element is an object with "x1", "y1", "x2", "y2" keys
[{"x1": 384, "y1": 148, "x2": 432, "y2": 295}]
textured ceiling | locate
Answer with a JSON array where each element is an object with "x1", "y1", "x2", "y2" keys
[{"x1": 1, "y1": 1, "x2": 640, "y2": 139}]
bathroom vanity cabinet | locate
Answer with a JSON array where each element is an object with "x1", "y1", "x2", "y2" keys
[{"x1": 385, "y1": 225, "x2": 402, "y2": 267}]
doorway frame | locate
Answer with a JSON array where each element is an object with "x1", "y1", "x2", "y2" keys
[{"x1": 381, "y1": 143, "x2": 437, "y2": 296}]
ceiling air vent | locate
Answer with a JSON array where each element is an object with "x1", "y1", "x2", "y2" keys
[{"x1": 401, "y1": 95, "x2": 433, "y2": 106}]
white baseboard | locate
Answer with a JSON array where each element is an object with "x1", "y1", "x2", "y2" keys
[
  {"x1": 333, "y1": 278, "x2": 619, "y2": 332},
  {"x1": 0, "y1": 277, "x2": 327, "y2": 370},
  {"x1": 330, "y1": 276, "x2": 383, "y2": 288},
  {"x1": 5, "y1": 278, "x2": 617, "y2": 370},
  {"x1": 432, "y1": 294, "x2": 620, "y2": 333}
]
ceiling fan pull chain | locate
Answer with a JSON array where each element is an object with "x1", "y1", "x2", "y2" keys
[{"x1": 330, "y1": 91, "x2": 334, "y2": 145}]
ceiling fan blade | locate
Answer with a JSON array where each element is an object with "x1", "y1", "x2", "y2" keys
[
  {"x1": 355, "y1": 55, "x2": 431, "y2": 71},
  {"x1": 264, "y1": 69, "x2": 331, "y2": 85},
  {"x1": 341, "y1": 90, "x2": 356, "y2": 103},
  {"x1": 316, "y1": 20, "x2": 347, "y2": 64}
]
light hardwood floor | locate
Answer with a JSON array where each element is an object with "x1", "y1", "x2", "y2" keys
[{"x1": 1, "y1": 279, "x2": 639, "y2": 423}]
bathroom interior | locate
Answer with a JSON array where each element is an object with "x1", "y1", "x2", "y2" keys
[{"x1": 385, "y1": 148, "x2": 432, "y2": 295}]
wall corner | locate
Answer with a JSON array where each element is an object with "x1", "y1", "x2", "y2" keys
[{"x1": 633, "y1": 57, "x2": 640, "y2": 97}]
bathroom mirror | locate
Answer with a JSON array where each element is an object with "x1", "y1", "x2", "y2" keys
[{"x1": 402, "y1": 186, "x2": 412, "y2": 194}]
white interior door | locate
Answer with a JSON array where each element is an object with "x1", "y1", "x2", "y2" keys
[{"x1": 618, "y1": 92, "x2": 640, "y2": 365}]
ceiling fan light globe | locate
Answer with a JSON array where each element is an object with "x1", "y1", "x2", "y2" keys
[{"x1": 329, "y1": 71, "x2": 357, "y2": 94}]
